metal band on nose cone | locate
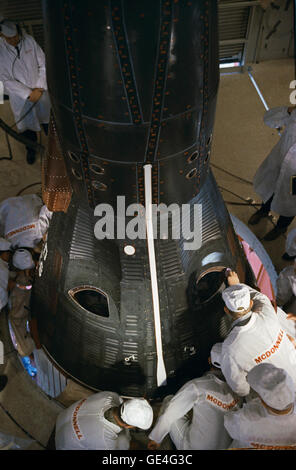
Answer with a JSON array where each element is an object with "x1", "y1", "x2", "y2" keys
[{"x1": 144, "y1": 164, "x2": 167, "y2": 387}]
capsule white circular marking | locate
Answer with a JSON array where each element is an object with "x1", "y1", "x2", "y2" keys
[{"x1": 124, "y1": 245, "x2": 135, "y2": 256}]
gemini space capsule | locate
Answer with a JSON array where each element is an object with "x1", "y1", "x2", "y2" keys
[{"x1": 32, "y1": 0, "x2": 256, "y2": 398}]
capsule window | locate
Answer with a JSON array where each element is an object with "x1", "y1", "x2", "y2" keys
[
  {"x1": 206, "y1": 134, "x2": 212, "y2": 147},
  {"x1": 204, "y1": 151, "x2": 210, "y2": 163},
  {"x1": 69, "y1": 287, "x2": 109, "y2": 317},
  {"x1": 68, "y1": 151, "x2": 80, "y2": 163},
  {"x1": 72, "y1": 168, "x2": 82, "y2": 180},
  {"x1": 187, "y1": 151, "x2": 198, "y2": 164},
  {"x1": 186, "y1": 168, "x2": 197, "y2": 179},
  {"x1": 194, "y1": 267, "x2": 226, "y2": 304},
  {"x1": 90, "y1": 164, "x2": 105, "y2": 175},
  {"x1": 92, "y1": 181, "x2": 108, "y2": 191}
]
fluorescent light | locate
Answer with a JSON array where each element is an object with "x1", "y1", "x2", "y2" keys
[{"x1": 219, "y1": 62, "x2": 240, "y2": 69}]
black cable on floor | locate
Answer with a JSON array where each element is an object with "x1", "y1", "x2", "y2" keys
[
  {"x1": 0, "y1": 132, "x2": 13, "y2": 162},
  {"x1": 224, "y1": 201, "x2": 261, "y2": 206},
  {"x1": 16, "y1": 182, "x2": 42, "y2": 197},
  {"x1": 0, "y1": 118, "x2": 44, "y2": 152},
  {"x1": 211, "y1": 163, "x2": 253, "y2": 185},
  {"x1": 218, "y1": 185, "x2": 255, "y2": 204},
  {"x1": 219, "y1": 185, "x2": 278, "y2": 231},
  {"x1": 0, "y1": 401, "x2": 46, "y2": 449}
]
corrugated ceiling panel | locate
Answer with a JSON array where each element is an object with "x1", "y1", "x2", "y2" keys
[
  {"x1": 219, "y1": 8, "x2": 250, "y2": 41},
  {"x1": 218, "y1": 0, "x2": 253, "y2": 62},
  {"x1": 1, "y1": 0, "x2": 44, "y2": 47},
  {"x1": 0, "y1": 0, "x2": 253, "y2": 65},
  {"x1": 219, "y1": 44, "x2": 244, "y2": 61},
  {"x1": 0, "y1": 0, "x2": 42, "y2": 21}
]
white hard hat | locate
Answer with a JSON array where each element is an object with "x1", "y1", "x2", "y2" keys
[
  {"x1": 1, "y1": 20, "x2": 17, "y2": 37},
  {"x1": 210, "y1": 342, "x2": 223, "y2": 368},
  {"x1": 247, "y1": 364, "x2": 295, "y2": 411},
  {"x1": 286, "y1": 228, "x2": 296, "y2": 257},
  {"x1": 222, "y1": 284, "x2": 251, "y2": 313},
  {"x1": 0, "y1": 287, "x2": 8, "y2": 310},
  {"x1": 121, "y1": 398, "x2": 153, "y2": 430},
  {"x1": 0, "y1": 237, "x2": 11, "y2": 252},
  {"x1": 13, "y1": 249, "x2": 34, "y2": 270}
]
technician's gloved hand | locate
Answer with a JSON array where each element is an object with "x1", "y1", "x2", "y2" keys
[
  {"x1": 225, "y1": 269, "x2": 240, "y2": 286},
  {"x1": 28, "y1": 88, "x2": 43, "y2": 102},
  {"x1": 147, "y1": 439, "x2": 161, "y2": 450}
]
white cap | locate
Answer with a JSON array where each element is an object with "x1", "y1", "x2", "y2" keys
[
  {"x1": 0, "y1": 237, "x2": 11, "y2": 251},
  {"x1": 247, "y1": 364, "x2": 295, "y2": 411},
  {"x1": 0, "y1": 287, "x2": 8, "y2": 310},
  {"x1": 1, "y1": 20, "x2": 17, "y2": 38},
  {"x1": 222, "y1": 284, "x2": 251, "y2": 313},
  {"x1": 210, "y1": 343, "x2": 223, "y2": 368},
  {"x1": 120, "y1": 398, "x2": 153, "y2": 430},
  {"x1": 286, "y1": 228, "x2": 296, "y2": 257},
  {"x1": 13, "y1": 249, "x2": 34, "y2": 270}
]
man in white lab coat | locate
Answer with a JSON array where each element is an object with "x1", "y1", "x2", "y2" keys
[
  {"x1": 219, "y1": 270, "x2": 296, "y2": 397},
  {"x1": 224, "y1": 363, "x2": 296, "y2": 449},
  {"x1": 0, "y1": 194, "x2": 52, "y2": 249},
  {"x1": 148, "y1": 343, "x2": 241, "y2": 450},
  {"x1": 249, "y1": 106, "x2": 296, "y2": 240},
  {"x1": 55, "y1": 394, "x2": 153, "y2": 450},
  {"x1": 0, "y1": 20, "x2": 50, "y2": 164}
]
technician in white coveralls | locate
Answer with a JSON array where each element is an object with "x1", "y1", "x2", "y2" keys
[
  {"x1": 249, "y1": 106, "x2": 296, "y2": 240},
  {"x1": 219, "y1": 270, "x2": 296, "y2": 397},
  {"x1": 276, "y1": 259, "x2": 296, "y2": 316},
  {"x1": 276, "y1": 228, "x2": 296, "y2": 315},
  {"x1": 282, "y1": 227, "x2": 296, "y2": 261},
  {"x1": 0, "y1": 20, "x2": 50, "y2": 164},
  {"x1": 225, "y1": 364, "x2": 296, "y2": 449},
  {"x1": 0, "y1": 194, "x2": 52, "y2": 249},
  {"x1": 148, "y1": 343, "x2": 241, "y2": 450},
  {"x1": 55, "y1": 394, "x2": 153, "y2": 450}
]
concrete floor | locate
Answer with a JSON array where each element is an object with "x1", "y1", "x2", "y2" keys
[
  {"x1": 212, "y1": 58, "x2": 295, "y2": 275},
  {"x1": 0, "y1": 103, "x2": 43, "y2": 199},
  {"x1": 0, "y1": 57, "x2": 294, "y2": 449}
]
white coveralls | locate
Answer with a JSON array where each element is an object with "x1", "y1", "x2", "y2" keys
[
  {"x1": 0, "y1": 33, "x2": 50, "y2": 132},
  {"x1": 0, "y1": 258, "x2": 9, "y2": 309},
  {"x1": 55, "y1": 392, "x2": 131, "y2": 450},
  {"x1": 285, "y1": 227, "x2": 296, "y2": 257},
  {"x1": 276, "y1": 266, "x2": 296, "y2": 315},
  {"x1": 220, "y1": 285, "x2": 296, "y2": 396},
  {"x1": 0, "y1": 194, "x2": 52, "y2": 248},
  {"x1": 224, "y1": 398, "x2": 296, "y2": 450},
  {"x1": 149, "y1": 372, "x2": 241, "y2": 450},
  {"x1": 253, "y1": 107, "x2": 296, "y2": 217}
]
